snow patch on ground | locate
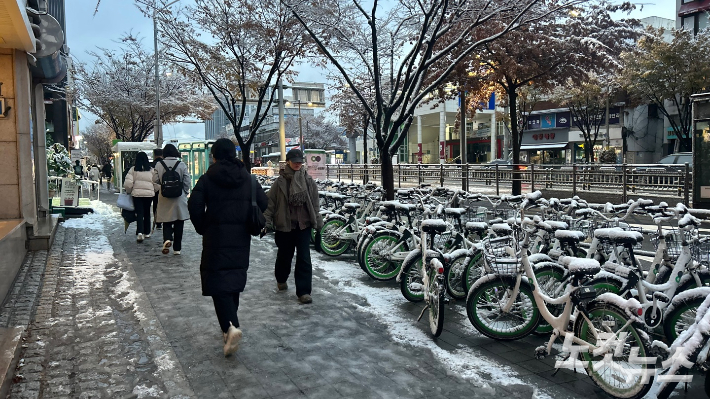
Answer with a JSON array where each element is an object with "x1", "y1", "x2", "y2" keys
[
  {"x1": 154, "y1": 352, "x2": 176, "y2": 372},
  {"x1": 62, "y1": 200, "x2": 119, "y2": 231},
  {"x1": 313, "y1": 254, "x2": 529, "y2": 389},
  {"x1": 132, "y1": 384, "x2": 163, "y2": 398}
]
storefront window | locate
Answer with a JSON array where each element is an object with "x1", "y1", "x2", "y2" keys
[
  {"x1": 700, "y1": 14, "x2": 709, "y2": 31},
  {"x1": 528, "y1": 149, "x2": 565, "y2": 164}
]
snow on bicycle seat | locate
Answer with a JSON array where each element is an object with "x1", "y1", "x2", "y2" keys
[
  {"x1": 555, "y1": 230, "x2": 586, "y2": 243},
  {"x1": 679, "y1": 213, "x2": 701, "y2": 230},
  {"x1": 546, "y1": 221, "x2": 569, "y2": 231},
  {"x1": 343, "y1": 202, "x2": 361, "y2": 209},
  {"x1": 465, "y1": 222, "x2": 488, "y2": 233},
  {"x1": 490, "y1": 223, "x2": 512, "y2": 234},
  {"x1": 421, "y1": 219, "x2": 448, "y2": 234},
  {"x1": 395, "y1": 203, "x2": 417, "y2": 212},
  {"x1": 444, "y1": 207, "x2": 467, "y2": 216},
  {"x1": 380, "y1": 200, "x2": 400, "y2": 210},
  {"x1": 593, "y1": 228, "x2": 644, "y2": 245},
  {"x1": 558, "y1": 256, "x2": 601, "y2": 276}
]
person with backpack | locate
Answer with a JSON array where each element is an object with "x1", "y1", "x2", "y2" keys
[
  {"x1": 151, "y1": 148, "x2": 164, "y2": 230},
  {"x1": 73, "y1": 160, "x2": 84, "y2": 178},
  {"x1": 123, "y1": 152, "x2": 159, "y2": 243},
  {"x1": 153, "y1": 144, "x2": 191, "y2": 255},
  {"x1": 188, "y1": 138, "x2": 268, "y2": 356}
]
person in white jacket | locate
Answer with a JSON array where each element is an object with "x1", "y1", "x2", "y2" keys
[{"x1": 124, "y1": 152, "x2": 159, "y2": 243}]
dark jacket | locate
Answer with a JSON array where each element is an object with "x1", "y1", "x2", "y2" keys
[
  {"x1": 102, "y1": 163, "x2": 112, "y2": 177},
  {"x1": 264, "y1": 172, "x2": 323, "y2": 232},
  {"x1": 188, "y1": 160, "x2": 268, "y2": 296}
]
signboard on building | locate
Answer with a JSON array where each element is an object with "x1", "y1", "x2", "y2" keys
[
  {"x1": 527, "y1": 115, "x2": 541, "y2": 130},
  {"x1": 540, "y1": 114, "x2": 556, "y2": 129},
  {"x1": 521, "y1": 130, "x2": 569, "y2": 145},
  {"x1": 60, "y1": 178, "x2": 79, "y2": 207},
  {"x1": 305, "y1": 149, "x2": 327, "y2": 179},
  {"x1": 557, "y1": 112, "x2": 571, "y2": 128}
]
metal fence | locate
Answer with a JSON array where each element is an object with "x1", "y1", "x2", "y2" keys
[{"x1": 325, "y1": 163, "x2": 693, "y2": 205}]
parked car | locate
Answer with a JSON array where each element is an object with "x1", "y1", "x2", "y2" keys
[
  {"x1": 634, "y1": 152, "x2": 693, "y2": 173},
  {"x1": 483, "y1": 159, "x2": 513, "y2": 169}
]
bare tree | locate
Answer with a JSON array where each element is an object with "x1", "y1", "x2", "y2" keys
[
  {"x1": 284, "y1": 114, "x2": 346, "y2": 149},
  {"x1": 75, "y1": 35, "x2": 214, "y2": 143},
  {"x1": 283, "y1": 0, "x2": 586, "y2": 199},
  {"x1": 82, "y1": 121, "x2": 115, "y2": 165},
  {"x1": 143, "y1": 0, "x2": 315, "y2": 170}
]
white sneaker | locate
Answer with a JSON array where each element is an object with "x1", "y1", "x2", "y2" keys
[
  {"x1": 137, "y1": 233, "x2": 144, "y2": 243},
  {"x1": 223, "y1": 322, "x2": 242, "y2": 356},
  {"x1": 145, "y1": 234, "x2": 151, "y2": 238},
  {"x1": 173, "y1": 250, "x2": 181, "y2": 255},
  {"x1": 162, "y1": 240, "x2": 172, "y2": 254}
]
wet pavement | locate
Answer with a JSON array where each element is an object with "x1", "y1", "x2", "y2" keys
[{"x1": 1, "y1": 192, "x2": 707, "y2": 399}]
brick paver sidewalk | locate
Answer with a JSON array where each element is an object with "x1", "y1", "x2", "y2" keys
[{"x1": 2, "y1": 196, "x2": 706, "y2": 398}]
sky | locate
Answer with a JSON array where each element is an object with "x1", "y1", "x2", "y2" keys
[{"x1": 66, "y1": 1, "x2": 677, "y2": 142}]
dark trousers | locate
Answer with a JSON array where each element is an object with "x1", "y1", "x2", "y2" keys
[
  {"x1": 163, "y1": 220, "x2": 185, "y2": 251},
  {"x1": 153, "y1": 193, "x2": 162, "y2": 228},
  {"x1": 212, "y1": 293, "x2": 240, "y2": 332},
  {"x1": 133, "y1": 197, "x2": 152, "y2": 235},
  {"x1": 275, "y1": 227, "x2": 312, "y2": 297}
]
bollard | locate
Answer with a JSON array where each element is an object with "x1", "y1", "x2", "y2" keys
[
  {"x1": 530, "y1": 164, "x2": 535, "y2": 193},
  {"x1": 350, "y1": 163, "x2": 354, "y2": 183},
  {"x1": 418, "y1": 163, "x2": 422, "y2": 185},
  {"x1": 398, "y1": 164, "x2": 402, "y2": 188},
  {"x1": 684, "y1": 163, "x2": 690, "y2": 206},
  {"x1": 572, "y1": 164, "x2": 577, "y2": 197},
  {"x1": 440, "y1": 164, "x2": 444, "y2": 187},
  {"x1": 622, "y1": 164, "x2": 628, "y2": 203},
  {"x1": 495, "y1": 163, "x2": 500, "y2": 196}
]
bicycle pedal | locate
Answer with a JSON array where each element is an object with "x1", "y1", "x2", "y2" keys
[
  {"x1": 534, "y1": 346, "x2": 547, "y2": 360},
  {"x1": 443, "y1": 297, "x2": 450, "y2": 304},
  {"x1": 416, "y1": 305, "x2": 429, "y2": 322}
]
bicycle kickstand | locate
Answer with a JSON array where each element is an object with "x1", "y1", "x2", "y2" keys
[{"x1": 416, "y1": 304, "x2": 429, "y2": 322}]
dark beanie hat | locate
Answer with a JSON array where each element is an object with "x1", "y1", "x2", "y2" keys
[{"x1": 212, "y1": 138, "x2": 237, "y2": 160}]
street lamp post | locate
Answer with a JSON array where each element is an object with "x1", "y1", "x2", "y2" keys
[
  {"x1": 286, "y1": 100, "x2": 312, "y2": 150},
  {"x1": 153, "y1": 0, "x2": 180, "y2": 148}
]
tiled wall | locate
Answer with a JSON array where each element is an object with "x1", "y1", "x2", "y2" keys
[{"x1": 0, "y1": 48, "x2": 21, "y2": 219}]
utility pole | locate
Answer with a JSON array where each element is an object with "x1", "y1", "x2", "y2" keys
[
  {"x1": 278, "y1": 79, "x2": 286, "y2": 162},
  {"x1": 153, "y1": 8, "x2": 161, "y2": 147}
]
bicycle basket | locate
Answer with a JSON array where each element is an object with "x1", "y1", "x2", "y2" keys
[
  {"x1": 482, "y1": 236, "x2": 521, "y2": 275},
  {"x1": 692, "y1": 236, "x2": 710, "y2": 266}
]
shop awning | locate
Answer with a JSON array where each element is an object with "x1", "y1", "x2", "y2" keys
[{"x1": 520, "y1": 143, "x2": 567, "y2": 150}]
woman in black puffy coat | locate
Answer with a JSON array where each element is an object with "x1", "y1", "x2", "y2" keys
[{"x1": 188, "y1": 138, "x2": 268, "y2": 357}]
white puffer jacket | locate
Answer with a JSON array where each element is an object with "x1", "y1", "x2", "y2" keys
[{"x1": 124, "y1": 167, "x2": 159, "y2": 198}]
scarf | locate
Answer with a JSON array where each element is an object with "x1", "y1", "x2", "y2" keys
[{"x1": 281, "y1": 165, "x2": 308, "y2": 206}]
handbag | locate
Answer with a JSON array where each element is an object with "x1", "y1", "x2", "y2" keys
[
  {"x1": 117, "y1": 192, "x2": 134, "y2": 211},
  {"x1": 248, "y1": 175, "x2": 266, "y2": 236}
]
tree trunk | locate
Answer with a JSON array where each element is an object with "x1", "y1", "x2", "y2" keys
[
  {"x1": 242, "y1": 145, "x2": 252, "y2": 172},
  {"x1": 381, "y1": 153, "x2": 395, "y2": 200},
  {"x1": 508, "y1": 89, "x2": 521, "y2": 195}
]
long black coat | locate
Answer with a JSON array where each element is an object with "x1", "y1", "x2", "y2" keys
[{"x1": 188, "y1": 160, "x2": 268, "y2": 296}]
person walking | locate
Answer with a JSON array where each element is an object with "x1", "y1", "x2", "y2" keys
[
  {"x1": 73, "y1": 160, "x2": 84, "y2": 178},
  {"x1": 153, "y1": 144, "x2": 190, "y2": 255},
  {"x1": 102, "y1": 161, "x2": 113, "y2": 190},
  {"x1": 151, "y1": 148, "x2": 164, "y2": 230},
  {"x1": 263, "y1": 149, "x2": 323, "y2": 304},
  {"x1": 123, "y1": 152, "x2": 159, "y2": 243},
  {"x1": 188, "y1": 138, "x2": 267, "y2": 356},
  {"x1": 89, "y1": 164, "x2": 101, "y2": 196}
]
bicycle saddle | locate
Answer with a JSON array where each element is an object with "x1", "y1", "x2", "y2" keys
[
  {"x1": 343, "y1": 202, "x2": 361, "y2": 209},
  {"x1": 444, "y1": 207, "x2": 467, "y2": 216},
  {"x1": 465, "y1": 222, "x2": 488, "y2": 234},
  {"x1": 558, "y1": 256, "x2": 601, "y2": 276},
  {"x1": 593, "y1": 228, "x2": 644, "y2": 245},
  {"x1": 421, "y1": 219, "x2": 448, "y2": 234},
  {"x1": 546, "y1": 221, "x2": 569, "y2": 231},
  {"x1": 554, "y1": 230, "x2": 586, "y2": 244},
  {"x1": 490, "y1": 223, "x2": 512, "y2": 235}
]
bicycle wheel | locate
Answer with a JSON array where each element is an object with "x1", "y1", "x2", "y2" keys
[
  {"x1": 320, "y1": 219, "x2": 351, "y2": 256},
  {"x1": 573, "y1": 302, "x2": 653, "y2": 399},
  {"x1": 363, "y1": 234, "x2": 407, "y2": 281},
  {"x1": 466, "y1": 276, "x2": 539, "y2": 340},
  {"x1": 462, "y1": 251, "x2": 485, "y2": 293},
  {"x1": 400, "y1": 253, "x2": 424, "y2": 302},
  {"x1": 585, "y1": 276, "x2": 624, "y2": 296},
  {"x1": 663, "y1": 296, "x2": 703, "y2": 341},
  {"x1": 445, "y1": 253, "x2": 468, "y2": 300},
  {"x1": 356, "y1": 233, "x2": 375, "y2": 270},
  {"x1": 677, "y1": 270, "x2": 710, "y2": 292},
  {"x1": 532, "y1": 263, "x2": 566, "y2": 335},
  {"x1": 429, "y1": 277, "x2": 446, "y2": 337}
]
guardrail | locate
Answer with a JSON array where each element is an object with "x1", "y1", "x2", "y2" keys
[{"x1": 324, "y1": 163, "x2": 693, "y2": 205}]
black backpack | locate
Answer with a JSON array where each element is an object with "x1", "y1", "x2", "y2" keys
[{"x1": 158, "y1": 160, "x2": 183, "y2": 198}]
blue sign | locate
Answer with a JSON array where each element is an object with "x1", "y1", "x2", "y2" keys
[
  {"x1": 235, "y1": 146, "x2": 241, "y2": 151},
  {"x1": 541, "y1": 113, "x2": 556, "y2": 129},
  {"x1": 487, "y1": 93, "x2": 496, "y2": 110}
]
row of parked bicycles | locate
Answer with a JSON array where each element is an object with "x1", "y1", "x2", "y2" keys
[{"x1": 257, "y1": 175, "x2": 710, "y2": 399}]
